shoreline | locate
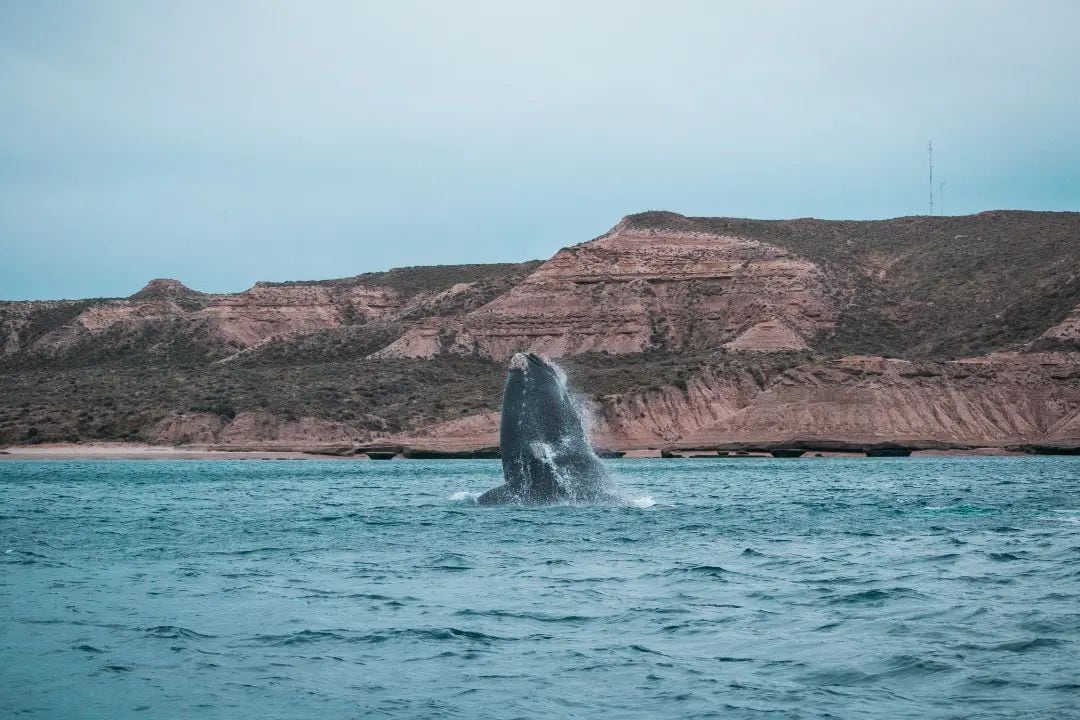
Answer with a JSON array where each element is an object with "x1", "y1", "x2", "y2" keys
[
  {"x1": 0, "y1": 442, "x2": 1058, "y2": 460},
  {"x1": 0, "y1": 443, "x2": 335, "y2": 460}
]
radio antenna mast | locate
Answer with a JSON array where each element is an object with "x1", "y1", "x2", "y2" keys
[
  {"x1": 939, "y1": 181, "x2": 946, "y2": 216},
  {"x1": 928, "y1": 141, "x2": 934, "y2": 216}
]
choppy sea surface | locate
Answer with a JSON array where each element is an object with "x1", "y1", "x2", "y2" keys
[{"x1": 1, "y1": 457, "x2": 1079, "y2": 719}]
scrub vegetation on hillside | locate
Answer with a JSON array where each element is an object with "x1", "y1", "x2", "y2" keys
[
  {"x1": 622, "y1": 210, "x2": 1080, "y2": 358},
  {"x1": 2, "y1": 211, "x2": 1078, "y2": 446}
]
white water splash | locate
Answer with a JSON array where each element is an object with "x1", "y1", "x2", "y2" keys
[
  {"x1": 551, "y1": 357, "x2": 651, "y2": 505},
  {"x1": 626, "y1": 495, "x2": 656, "y2": 509},
  {"x1": 449, "y1": 491, "x2": 481, "y2": 504},
  {"x1": 557, "y1": 362, "x2": 602, "y2": 442}
]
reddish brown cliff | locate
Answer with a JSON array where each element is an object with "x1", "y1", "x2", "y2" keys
[
  {"x1": 3, "y1": 211, "x2": 1080, "y2": 451},
  {"x1": 374, "y1": 217, "x2": 835, "y2": 360},
  {"x1": 674, "y1": 354, "x2": 1080, "y2": 449},
  {"x1": 0, "y1": 263, "x2": 538, "y2": 363},
  {"x1": 386, "y1": 352, "x2": 1080, "y2": 452}
]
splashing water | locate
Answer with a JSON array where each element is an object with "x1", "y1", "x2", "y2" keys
[
  {"x1": 448, "y1": 491, "x2": 482, "y2": 504},
  {"x1": 626, "y1": 494, "x2": 657, "y2": 508},
  {"x1": 530, "y1": 358, "x2": 638, "y2": 506}
]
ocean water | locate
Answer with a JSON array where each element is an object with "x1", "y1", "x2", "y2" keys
[{"x1": 1, "y1": 457, "x2": 1078, "y2": 719}]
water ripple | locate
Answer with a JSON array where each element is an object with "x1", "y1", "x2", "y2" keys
[{"x1": 1, "y1": 456, "x2": 1078, "y2": 719}]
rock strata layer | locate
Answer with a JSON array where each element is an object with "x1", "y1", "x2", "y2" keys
[
  {"x1": 374, "y1": 220, "x2": 834, "y2": 360},
  {"x1": 3, "y1": 210, "x2": 1080, "y2": 451},
  {"x1": 387, "y1": 353, "x2": 1080, "y2": 452}
]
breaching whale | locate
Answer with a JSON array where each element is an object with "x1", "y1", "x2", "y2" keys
[{"x1": 477, "y1": 352, "x2": 621, "y2": 506}]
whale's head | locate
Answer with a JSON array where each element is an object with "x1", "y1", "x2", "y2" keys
[
  {"x1": 506, "y1": 352, "x2": 562, "y2": 406},
  {"x1": 501, "y1": 353, "x2": 570, "y2": 447},
  {"x1": 508, "y1": 352, "x2": 555, "y2": 376}
]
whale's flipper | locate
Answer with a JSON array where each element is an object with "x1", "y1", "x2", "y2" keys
[{"x1": 476, "y1": 484, "x2": 515, "y2": 506}]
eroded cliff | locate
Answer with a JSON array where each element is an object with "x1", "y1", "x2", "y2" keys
[
  {"x1": 2, "y1": 210, "x2": 1079, "y2": 450},
  {"x1": 374, "y1": 219, "x2": 834, "y2": 360},
  {"x1": 386, "y1": 352, "x2": 1080, "y2": 452}
]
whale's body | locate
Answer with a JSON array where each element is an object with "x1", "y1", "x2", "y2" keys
[{"x1": 478, "y1": 353, "x2": 620, "y2": 506}]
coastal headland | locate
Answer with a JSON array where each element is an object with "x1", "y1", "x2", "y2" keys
[{"x1": 4, "y1": 210, "x2": 1080, "y2": 457}]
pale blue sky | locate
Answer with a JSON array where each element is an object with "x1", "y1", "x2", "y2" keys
[{"x1": 2, "y1": 0, "x2": 1078, "y2": 299}]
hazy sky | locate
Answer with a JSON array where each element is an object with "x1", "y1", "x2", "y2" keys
[{"x1": 2, "y1": 1, "x2": 1078, "y2": 300}]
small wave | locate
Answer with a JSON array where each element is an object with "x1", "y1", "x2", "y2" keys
[
  {"x1": 73, "y1": 644, "x2": 105, "y2": 653},
  {"x1": 667, "y1": 564, "x2": 730, "y2": 578},
  {"x1": 297, "y1": 589, "x2": 400, "y2": 602},
  {"x1": 1020, "y1": 617, "x2": 1080, "y2": 634},
  {"x1": 628, "y1": 644, "x2": 668, "y2": 656},
  {"x1": 423, "y1": 552, "x2": 473, "y2": 571},
  {"x1": 253, "y1": 627, "x2": 509, "y2": 646},
  {"x1": 992, "y1": 637, "x2": 1069, "y2": 653},
  {"x1": 799, "y1": 667, "x2": 874, "y2": 686},
  {"x1": 829, "y1": 587, "x2": 922, "y2": 604},
  {"x1": 1, "y1": 549, "x2": 71, "y2": 568},
  {"x1": 923, "y1": 504, "x2": 999, "y2": 515},
  {"x1": 455, "y1": 608, "x2": 596, "y2": 623},
  {"x1": 143, "y1": 625, "x2": 216, "y2": 640},
  {"x1": 956, "y1": 575, "x2": 1015, "y2": 585},
  {"x1": 882, "y1": 654, "x2": 955, "y2": 676},
  {"x1": 255, "y1": 629, "x2": 349, "y2": 646},
  {"x1": 965, "y1": 675, "x2": 1025, "y2": 688},
  {"x1": 207, "y1": 546, "x2": 289, "y2": 557},
  {"x1": 661, "y1": 618, "x2": 737, "y2": 634}
]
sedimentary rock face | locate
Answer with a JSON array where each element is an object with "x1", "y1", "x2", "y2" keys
[{"x1": 374, "y1": 218, "x2": 836, "y2": 360}]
